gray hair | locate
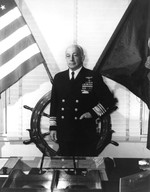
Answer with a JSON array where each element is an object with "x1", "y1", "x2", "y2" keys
[{"x1": 66, "y1": 44, "x2": 85, "y2": 58}]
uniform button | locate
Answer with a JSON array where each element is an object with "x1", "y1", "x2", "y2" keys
[
  {"x1": 74, "y1": 117, "x2": 78, "y2": 120},
  {"x1": 75, "y1": 108, "x2": 78, "y2": 111},
  {"x1": 61, "y1": 116, "x2": 64, "y2": 119},
  {"x1": 62, "y1": 99, "x2": 65, "y2": 102},
  {"x1": 75, "y1": 100, "x2": 79, "y2": 103},
  {"x1": 61, "y1": 108, "x2": 64, "y2": 111}
]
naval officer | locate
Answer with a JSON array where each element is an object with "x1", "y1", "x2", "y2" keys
[{"x1": 49, "y1": 44, "x2": 118, "y2": 156}]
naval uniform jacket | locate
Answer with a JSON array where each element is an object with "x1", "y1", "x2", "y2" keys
[{"x1": 50, "y1": 67, "x2": 117, "y2": 143}]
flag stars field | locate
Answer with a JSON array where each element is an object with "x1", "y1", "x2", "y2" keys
[{"x1": 0, "y1": 5, "x2": 5, "y2": 10}]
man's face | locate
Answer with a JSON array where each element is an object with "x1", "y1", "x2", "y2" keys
[{"x1": 65, "y1": 45, "x2": 84, "y2": 71}]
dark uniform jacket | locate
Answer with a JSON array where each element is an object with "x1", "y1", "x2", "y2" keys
[{"x1": 50, "y1": 67, "x2": 117, "y2": 144}]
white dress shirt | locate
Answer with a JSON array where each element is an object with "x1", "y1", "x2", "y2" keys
[{"x1": 69, "y1": 67, "x2": 82, "y2": 80}]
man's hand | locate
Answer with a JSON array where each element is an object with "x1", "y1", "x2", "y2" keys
[
  {"x1": 50, "y1": 130, "x2": 57, "y2": 142},
  {"x1": 79, "y1": 112, "x2": 92, "y2": 119}
]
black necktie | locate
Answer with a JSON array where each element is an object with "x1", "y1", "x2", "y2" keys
[{"x1": 71, "y1": 71, "x2": 75, "y2": 81}]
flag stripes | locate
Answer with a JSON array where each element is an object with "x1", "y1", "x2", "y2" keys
[
  {"x1": 0, "y1": 54, "x2": 43, "y2": 93},
  {"x1": 0, "y1": 26, "x2": 32, "y2": 55},
  {"x1": 1, "y1": 36, "x2": 35, "y2": 65},
  {"x1": 0, "y1": 0, "x2": 44, "y2": 93},
  {"x1": 0, "y1": 18, "x2": 25, "y2": 41},
  {"x1": 0, "y1": 44, "x2": 41, "y2": 79}
]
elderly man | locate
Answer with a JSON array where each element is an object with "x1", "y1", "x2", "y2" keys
[{"x1": 49, "y1": 44, "x2": 117, "y2": 156}]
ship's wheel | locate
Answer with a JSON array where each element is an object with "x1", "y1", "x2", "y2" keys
[{"x1": 23, "y1": 91, "x2": 118, "y2": 157}]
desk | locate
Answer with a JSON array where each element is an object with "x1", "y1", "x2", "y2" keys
[
  {"x1": 0, "y1": 156, "x2": 105, "y2": 192},
  {"x1": 103, "y1": 158, "x2": 148, "y2": 192},
  {"x1": 0, "y1": 157, "x2": 149, "y2": 192}
]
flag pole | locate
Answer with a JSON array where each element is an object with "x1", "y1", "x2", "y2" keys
[
  {"x1": 42, "y1": 60, "x2": 54, "y2": 84},
  {"x1": 15, "y1": 1, "x2": 54, "y2": 84}
]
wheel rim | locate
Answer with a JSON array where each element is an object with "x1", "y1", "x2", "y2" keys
[{"x1": 29, "y1": 91, "x2": 113, "y2": 157}]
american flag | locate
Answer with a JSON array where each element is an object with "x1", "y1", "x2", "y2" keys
[{"x1": 0, "y1": 0, "x2": 44, "y2": 93}]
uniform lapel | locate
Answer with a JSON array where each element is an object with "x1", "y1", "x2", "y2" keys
[
  {"x1": 60, "y1": 70, "x2": 70, "y2": 96},
  {"x1": 75, "y1": 67, "x2": 87, "y2": 84}
]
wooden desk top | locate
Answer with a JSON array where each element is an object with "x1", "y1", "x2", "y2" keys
[{"x1": 0, "y1": 157, "x2": 149, "y2": 192}]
